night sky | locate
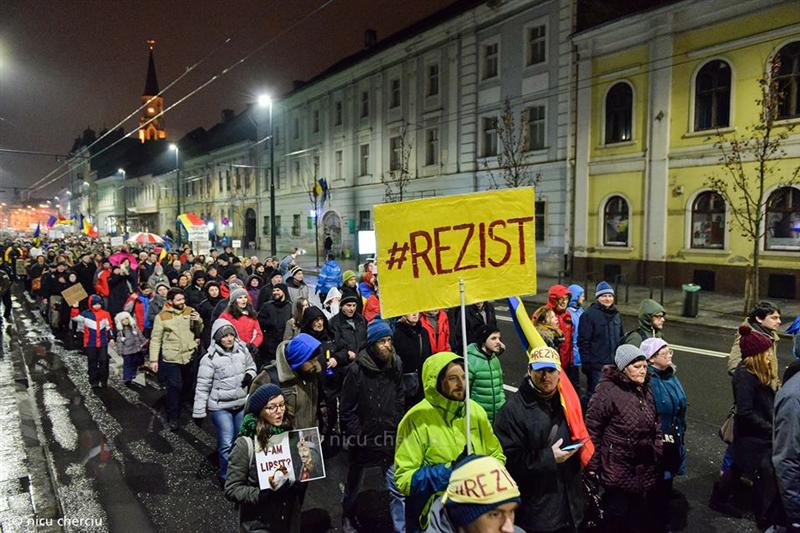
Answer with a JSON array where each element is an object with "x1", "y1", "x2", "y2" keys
[{"x1": 0, "y1": 0, "x2": 457, "y2": 198}]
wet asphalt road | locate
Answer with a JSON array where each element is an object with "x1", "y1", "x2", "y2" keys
[{"x1": 9, "y1": 283, "x2": 785, "y2": 532}]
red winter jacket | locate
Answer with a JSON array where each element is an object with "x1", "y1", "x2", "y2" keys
[
  {"x1": 95, "y1": 269, "x2": 111, "y2": 298},
  {"x1": 219, "y1": 311, "x2": 263, "y2": 347},
  {"x1": 362, "y1": 294, "x2": 381, "y2": 323},
  {"x1": 420, "y1": 310, "x2": 451, "y2": 353},
  {"x1": 81, "y1": 308, "x2": 113, "y2": 348},
  {"x1": 542, "y1": 285, "x2": 573, "y2": 369}
]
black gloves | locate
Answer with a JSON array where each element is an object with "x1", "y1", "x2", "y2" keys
[
  {"x1": 193, "y1": 417, "x2": 204, "y2": 428},
  {"x1": 241, "y1": 373, "x2": 254, "y2": 389},
  {"x1": 247, "y1": 343, "x2": 259, "y2": 358}
]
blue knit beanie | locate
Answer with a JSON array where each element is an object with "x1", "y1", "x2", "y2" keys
[
  {"x1": 247, "y1": 383, "x2": 283, "y2": 415},
  {"x1": 285, "y1": 333, "x2": 321, "y2": 369},
  {"x1": 367, "y1": 319, "x2": 393, "y2": 345},
  {"x1": 595, "y1": 281, "x2": 615, "y2": 298}
]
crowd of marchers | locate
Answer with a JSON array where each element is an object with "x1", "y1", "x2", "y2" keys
[{"x1": 2, "y1": 234, "x2": 800, "y2": 533}]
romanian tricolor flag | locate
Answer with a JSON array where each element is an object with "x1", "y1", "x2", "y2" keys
[
  {"x1": 56, "y1": 215, "x2": 69, "y2": 225},
  {"x1": 177, "y1": 212, "x2": 204, "y2": 229},
  {"x1": 508, "y1": 295, "x2": 595, "y2": 467}
]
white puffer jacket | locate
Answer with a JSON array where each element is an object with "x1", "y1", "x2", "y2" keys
[{"x1": 192, "y1": 319, "x2": 256, "y2": 417}]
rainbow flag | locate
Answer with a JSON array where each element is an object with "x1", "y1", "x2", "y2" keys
[
  {"x1": 46, "y1": 215, "x2": 57, "y2": 228},
  {"x1": 177, "y1": 212, "x2": 204, "y2": 229}
]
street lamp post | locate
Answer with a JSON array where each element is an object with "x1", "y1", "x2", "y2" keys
[
  {"x1": 170, "y1": 144, "x2": 181, "y2": 245},
  {"x1": 258, "y1": 94, "x2": 276, "y2": 257},
  {"x1": 118, "y1": 168, "x2": 127, "y2": 237}
]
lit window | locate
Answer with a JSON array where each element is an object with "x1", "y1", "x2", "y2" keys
[
  {"x1": 690, "y1": 191, "x2": 725, "y2": 249},
  {"x1": 765, "y1": 187, "x2": 800, "y2": 251},
  {"x1": 603, "y1": 196, "x2": 629, "y2": 246},
  {"x1": 776, "y1": 41, "x2": 800, "y2": 119}
]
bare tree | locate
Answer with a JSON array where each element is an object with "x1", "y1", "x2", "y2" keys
[
  {"x1": 382, "y1": 120, "x2": 414, "y2": 202},
  {"x1": 705, "y1": 58, "x2": 800, "y2": 312},
  {"x1": 484, "y1": 98, "x2": 542, "y2": 189}
]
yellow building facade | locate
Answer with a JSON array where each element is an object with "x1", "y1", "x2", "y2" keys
[{"x1": 572, "y1": 0, "x2": 800, "y2": 297}]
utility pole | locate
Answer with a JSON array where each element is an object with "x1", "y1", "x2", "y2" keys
[{"x1": 170, "y1": 144, "x2": 181, "y2": 245}]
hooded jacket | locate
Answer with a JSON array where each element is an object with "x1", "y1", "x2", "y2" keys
[
  {"x1": 340, "y1": 346, "x2": 404, "y2": 458},
  {"x1": 123, "y1": 290, "x2": 150, "y2": 331},
  {"x1": 648, "y1": 364, "x2": 687, "y2": 479},
  {"x1": 420, "y1": 310, "x2": 451, "y2": 354},
  {"x1": 329, "y1": 310, "x2": 368, "y2": 366},
  {"x1": 466, "y1": 343, "x2": 505, "y2": 425},
  {"x1": 148, "y1": 304, "x2": 203, "y2": 365},
  {"x1": 394, "y1": 352, "x2": 505, "y2": 531},
  {"x1": 316, "y1": 259, "x2": 342, "y2": 297},
  {"x1": 494, "y1": 375, "x2": 584, "y2": 531},
  {"x1": 245, "y1": 275, "x2": 263, "y2": 309},
  {"x1": 145, "y1": 282, "x2": 171, "y2": 330},
  {"x1": 220, "y1": 306, "x2": 263, "y2": 348},
  {"x1": 566, "y1": 285, "x2": 585, "y2": 366},
  {"x1": 544, "y1": 285, "x2": 574, "y2": 369},
  {"x1": 193, "y1": 319, "x2": 257, "y2": 417},
  {"x1": 80, "y1": 296, "x2": 113, "y2": 348},
  {"x1": 257, "y1": 285, "x2": 293, "y2": 361},
  {"x1": 198, "y1": 281, "x2": 224, "y2": 348},
  {"x1": 184, "y1": 271, "x2": 207, "y2": 308},
  {"x1": 585, "y1": 366, "x2": 662, "y2": 493},
  {"x1": 113, "y1": 311, "x2": 147, "y2": 356},
  {"x1": 623, "y1": 299, "x2": 664, "y2": 347},
  {"x1": 577, "y1": 302, "x2": 624, "y2": 367}
]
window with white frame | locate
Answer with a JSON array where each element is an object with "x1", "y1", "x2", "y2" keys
[
  {"x1": 526, "y1": 24, "x2": 546, "y2": 66},
  {"x1": 766, "y1": 186, "x2": 800, "y2": 251},
  {"x1": 482, "y1": 42, "x2": 499, "y2": 80},
  {"x1": 360, "y1": 144, "x2": 370, "y2": 176},
  {"x1": 427, "y1": 63, "x2": 440, "y2": 97},
  {"x1": 360, "y1": 90, "x2": 370, "y2": 118},
  {"x1": 694, "y1": 60, "x2": 731, "y2": 131},
  {"x1": 605, "y1": 82, "x2": 633, "y2": 144},
  {"x1": 690, "y1": 191, "x2": 725, "y2": 249},
  {"x1": 389, "y1": 136, "x2": 402, "y2": 171},
  {"x1": 526, "y1": 105, "x2": 546, "y2": 150},
  {"x1": 481, "y1": 117, "x2": 498, "y2": 157},
  {"x1": 425, "y1": 128, "x2": 439, "y2": 166},
  {"x1": 334, "y1": 101, "x2": 343, "y2": 126},
  {"x1": 390, "y1": 79, "x2": 401, "y2": 108},
  {"x1": 603, "y1": 196, "x2": 629, "y2": 246},
  {"x1": 776, "y1": 41, "x2": 800, "y2": 120},
  {"x1": 335, "y1": 150, "x2": 343, "y2": 180}
]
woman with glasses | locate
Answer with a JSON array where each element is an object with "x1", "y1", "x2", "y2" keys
[
  {"x1": 225, "y1": 383, "x2": 304, "y2": 533},
  {"x1": 641, "y1": 338, "x2": 687, "y2": 533},
  {"x1": 585, "y1": 344, "x2": 661, "y2": 533}
]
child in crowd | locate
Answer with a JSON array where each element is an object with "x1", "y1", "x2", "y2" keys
[{"x1": 113, "y1": 311, "x2": 148, "y2": 387}]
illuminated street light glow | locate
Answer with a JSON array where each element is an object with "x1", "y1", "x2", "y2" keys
[{"x1": 258, "y1": 94, "x2": 272, "y2": 108}]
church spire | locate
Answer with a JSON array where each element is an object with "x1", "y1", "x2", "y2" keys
[{"x1": 138, "y1": 40, "x2": 167, "y2": 143}]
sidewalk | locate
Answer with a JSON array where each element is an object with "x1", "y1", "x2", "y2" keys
[{"x1": 242, "y1": 248, "x2": 799, "y2": 333}]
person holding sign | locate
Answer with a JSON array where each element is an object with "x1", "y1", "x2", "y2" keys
[
  {"x1": 394, "y1": 352, "x2": 505, "y2": 533},
  {"x1": 225, "y1": 383, "x2": 303, "y2": 533}
]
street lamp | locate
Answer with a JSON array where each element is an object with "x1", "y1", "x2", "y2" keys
[
  {"x1": 118, "y1": 168, "x2": 127, "y2": 236},
  {"x1": 258, "y1": 94, "x2": 276, "y2": 256},
  {"x1": 170, "y1": 144, "x2": 181, "y2": 245}
]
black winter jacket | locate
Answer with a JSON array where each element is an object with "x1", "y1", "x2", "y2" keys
[
  {"x1": 494, "y1": 377, "x2": 584, "y2": 531},
  {"x1": 731, "y1": 365, "x2": 775, "y2": 474},
  {"x1": 258, "y1": 299, "x2": 293, "y2": 361},
  {"x1": 449, "y1": 302, "x2": 498, "y2": 354},
  {"x1": 392, "y1": 321, "x2": 432, "y2": 407},
  {"x1": 329, "y1": 312, "x2": 368, "y2": 366},
  {"x1": 340, "y1": 347, "x2": 404, "y2": 459},
  {"x1": 577, "y1": 302, "x2": 624, "y2": 367},
  {"x1": 107, "y1": 271, "x2": 133, "y2": 317}
]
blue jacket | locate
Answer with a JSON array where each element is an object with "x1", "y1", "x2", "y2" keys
[
  {"x1": 566, "y1": 284, "x2": 585, "y2": 366},
  {"x1": 316, "y1": 260, "x2": 342, "y2": 297},
  {"x1": 648, "y1": 364, "x2": 687, "y2": 479},
  {"x1": 576, "y1": 302, "x2": 624, "y2": 366}
]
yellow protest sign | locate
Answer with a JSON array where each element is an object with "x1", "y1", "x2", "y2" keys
[{"x1": 374, "y1": 188, "x2": 536, "y2": 318}]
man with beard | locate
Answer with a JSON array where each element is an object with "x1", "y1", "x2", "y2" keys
[
  {"x1": 340, "y1": 320, "x2": 405, "y2": 532},
  {"x1": 494, "y1": 347, "x2": 586, "y2": 532},
  {"x1": 394, "y1": 352, "x2": 505, "y2": 532},
  {"x1": 149, "y1": 289, "x2": 204, "y2": 431},
  {"x1": 257, "y1": 283, "x2": 293, "y2": 364},
  {"x1": 249, "y1": 332, "x2": 323, "y2": 429}
]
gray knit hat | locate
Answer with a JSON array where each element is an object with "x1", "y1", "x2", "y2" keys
[
  {"x1": 229, "y1": 287, "x2": 248, "y2": 302},
  {"x1": 615, "y1": 344, "x2": 646, "y2": 370}
]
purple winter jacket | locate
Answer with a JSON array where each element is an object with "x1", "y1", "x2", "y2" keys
[{"x1": 585, "y1": 365, "x2": 663, "y2": 493}]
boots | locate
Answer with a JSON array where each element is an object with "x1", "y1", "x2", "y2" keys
[{"x1": 709, "y1": 480, "x2": 744, "y2": 518}]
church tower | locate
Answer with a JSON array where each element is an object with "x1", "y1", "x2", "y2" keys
[{"x1": 138, "y1": 40, "x2": 167, "y2": 143}]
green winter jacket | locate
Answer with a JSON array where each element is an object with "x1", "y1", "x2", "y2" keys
[
  {"x1": 623, "y1": 299, "x2": 664, "y2": 347},
  {"x1": 394, "y1": 351, "x2": 505, "y2": 531},
  {"x1": 466, "y1": 343, "x2": 505, "y2": 424}
]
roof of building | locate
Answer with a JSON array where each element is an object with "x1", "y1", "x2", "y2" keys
[{"x1": 144, "y1": 45, "x2": 160, "y2": 97}]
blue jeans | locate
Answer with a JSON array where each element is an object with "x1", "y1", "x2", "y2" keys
[
  {"x1": 386, "y1": 465, "x2": 405, "y2": 533},
  {"x1": 122, "y1": 351, "x2": 144, "y2": 381},
  {"x1": 210, "y1": 409, "x2": 244, "y2": 480},
  {"x1": 160, "y1": 362, "x2": 192, "y2": 423}
]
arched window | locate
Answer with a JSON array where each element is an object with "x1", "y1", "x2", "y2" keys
[
  {"x1": 690, "y1": 191, "x2": 725, "y2": 249},
  {"x1": 695, "y1": 60, "x2": 731, "y2": 130},
  {"x1": 766, "y1": 186, "x2": 800, "y2": 251},
  {"x1": 605, "y1": 83, "x2": 633, "y2": 144},
  {"x1": 776, "y1": 41, "x2": 800, "y2": 120},
  {"x1": 603, "y1": 195, "x2": 629, "y2": 246}
]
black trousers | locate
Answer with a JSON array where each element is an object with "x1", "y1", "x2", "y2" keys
[{"x1": 85, "y1": 345, "x2": 109, "y2": 386}]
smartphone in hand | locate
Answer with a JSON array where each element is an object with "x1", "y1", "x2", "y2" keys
[{"x1": 561, "y1": 440, "x2": 587, "y2": 452}]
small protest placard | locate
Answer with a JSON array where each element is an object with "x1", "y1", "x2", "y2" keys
[
  {"x1": 255, "y1": 427, "x2": 325, "y2": 490},
  {"x1": 15, "y1": 259, "x2": 28, "y2": 277},
  {"x1": 61, "y1": 283, "x2": 89, "y2": 307}
]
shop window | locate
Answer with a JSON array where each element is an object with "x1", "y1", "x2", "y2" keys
[
  {"x1": 603, "y1": 195, "x2": 629, "y2": 246},
  {"x1": 691, "y1": 191, "x2": 725, "y2": 249}
]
